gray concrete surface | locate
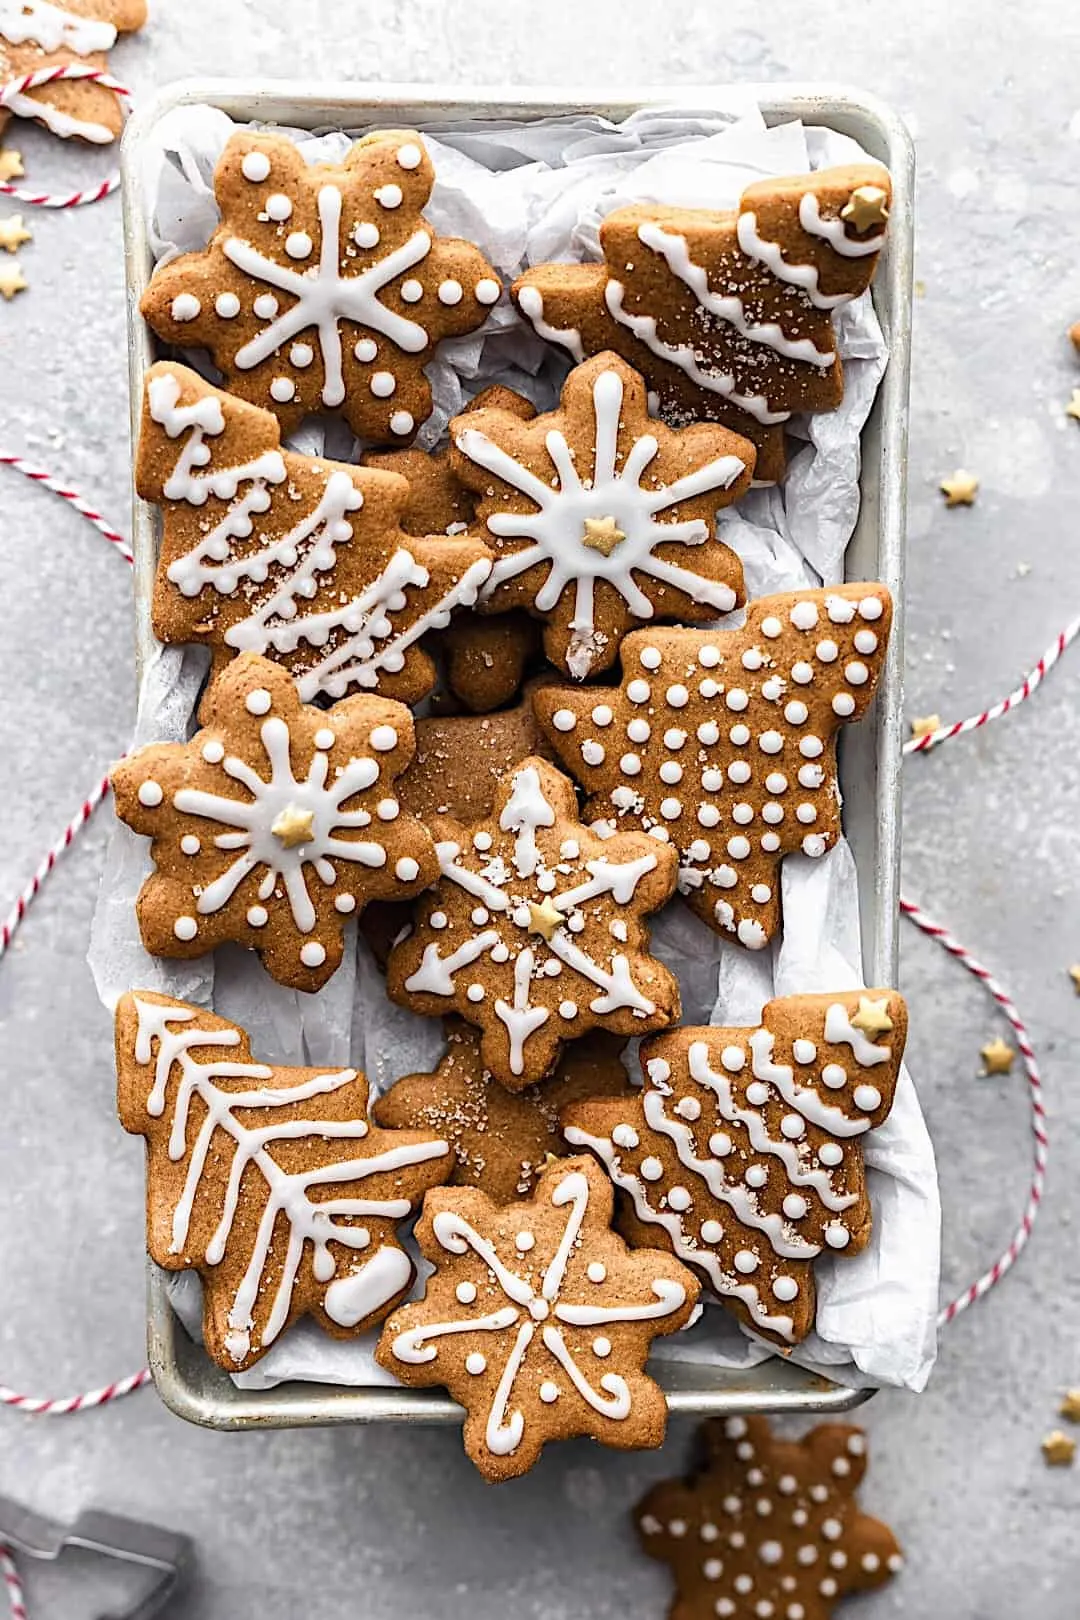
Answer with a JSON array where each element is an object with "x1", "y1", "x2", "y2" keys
[{"x1": 3, "y1": 2, "x2": 1080, "y2": 1615}]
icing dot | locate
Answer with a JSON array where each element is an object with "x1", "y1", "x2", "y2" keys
[
  {"x1": 666, "y1": 683, "x2": 689, "y2": 708},
  {"x1": 764, "y1": 772, "x2": 787, "y2": 794},
  {"x1": 759, "y1": 1541, "x2": 783, "y2": 1565},
  {"x1": 798, "y1": 763, "x2": 825, "y2": 789},
  {"x1": 370, "y1": 725, "x2": 398, "y2": 751},
  {"x1": 726, "y1": 761, "x2": 750, "y2": 786},
  {"x1": 845, "y1": 661, "x2": 869, "y2": 686},
  {"x1": 456, "y1": 1280, "x2": 477, "y2": 1304},
  {"x1": 253, "y1": 293, "x2": 279, "y2": 319},
  {"x1": 759, "y1": 731, "x2": 783, "y2": 754},
  {"x1": 245, "y1": 688, "x2": 272, "y2": 715},
  {"x1": 726, "y1": 688, "x2": 748, "y2": 711},
  {"x1": 703, "y1": 1557, "x2": 723, "y2": 1578},
  {"x1": 750, "y1": 883, "x2": 771, "y2": 904},
  {"x1": 734, "y1": 1575, "x2": 753, "y2": 1594},
  {"x1": 663, "y1": 728, "x2": 687, "y2": 750},
  {"x1": 370, "y1": 371, "x2": 397, "y2": 397},
  {"x1": 756, "y1": 1500, "x2": 773, "y2": 1518},
  {"x1": 285, "y1": 231, "x2": 313, "y2": 259},
  {"x1": 241, "y1": 150, "x2": 271, "y2": 182},
  {"x1": 660, "y1": 798, "x2": 682, "y2": 820},
  {"x1": 822, "y1": 1063, "x2": 847, "y2": 1089},
  {"x1": 688, "y1": 840, "x2": 710, "y2": 861},
  {"x1": 390, "y1": 411, "x2": 415, "y2": 436},
  {"x1": 173, "y1": 916, "x2": 198, "y2": 941},
  {"x1": 215, "y1": 291, "x2": 240, "y2": 318},
  {"x1": 762, "y1": 803, "x2": 784, "y2": 824},
  {"x1": 701, "y1": 1219, "x2": 724, "y2": 1243},
  {"x1": 473, "y1": 831, "x2": 492, "y2": 851},
  {"x1": 202, "y1": 740, "x2": 225, "y2": 764},
  {"x1": 611, "y1": 1124, "x2": 638, "y2": 1149},
  {"x1": 314, "y1": 728, "x2": 336, "y2": 750},
  {"x1": 783, "y1": 1193, "x2": 808, "y2": 1220},
  {"x1": 819, "y1": 1142, "x2": 844, "y2": 1166},
  {"x1": 697, "y1": 804, "x2": 720, "y2": 828},
  {"x1": 825, "y1": 1224, "x2": 851, "y2": 1249},
  {"x1": 640, "y1": 1156, "x2": 664, "y2": 1181},
  {"x1": 854, "y1": 1083, "x2": 882, "y2": 1111},
  {"x1": 715, "y1": 865, "x2": 737, "y2": 889},
  {"x1": 334, "y1": 894, "x2": 356, "y2": 914},
  {"x1": 716, "y1": 1603, "x2": 735, "y2": 1619},
  {"x1": 761, "y1": 832, "x2": 780, "y2": 852},
  {"x1": 552, "y1": 709, "x2": 577, "y2": 732},
  {"x1": 742, "y1": 648, "x2": 764, "y2": 671},
  {"x1": 745, "y1": 1165, "x2": 767, "y2": 1189},
  {"x1": 797, "y1": 1547, "x2": 818, "y2": 1565},
  {"x1": 639, "y1": 646, "x2": 662, "y2": 670},
  {"x1": 587, "y1": 1262, "x2": 606, "y2": 1283},
  {"x1": 515, "y1": 1231, "x2": 535, "y2": 1252},
  {"x1": 270, "y1": 377, "x2": 296, "y2": 403},
  {"x1": 746, "y1": 1081, "x2": 769, "y2": 1106},
  {"x1": 734, "y1": 1250, "x2": 759, "y2": 1274},
  {"x1": 582, "y1": 741, "x2": 605, "y2": 766},
  {"x1": 170, "y1": 293, "x2": 200, "y2": 322},
  {"x1": 394, "y1": 856, "x2": 420, "y2": 883},
  {"x1": 800, "y1": 736, "x2": 824, "y2": 758},
  {"x1": 180, "y1": 834, "x2": 201, "y2": 855},
  {"x1": 859, "y1": 595, "x2": 884, "y2": 620},
  {"x1": 855, "y1": 629, "x2": 878, "y2": 654},
  {"x1": 721, "y1": 1046, "x2": 745, "y2": 1072},
  {"x1": 465, "y1": 1353, "x2": 486, "y2": 1375},
  {"x1": 667, "y1": 1185, "x2": 692, "y2": 1211},
  {"x1": 620, "y1": 753, "x2": 642, "y2": 775},
  {"x1": 802, "y1": 834, "x2": 827, "y2": 857},
  {"x1": 847, "y1": 1434, "x2": 866, "y2": 1455},
  {"x1": 675, "y1": 1097, "x2": 702, "y2": 1121},
  {"x1": 761, "y1": 616, "x2": 783, "y2": 638},
  {"x1": 246, "y1": 905, "x2": 268, "y2": 927},
  {"x1": 702, "y1": 768, "x2": 725, "y2": 791},
  {"x1": 731, "y1": 803, "x2": 753, "y2": 824},
  {"x1": 862, "y1": 1553, "x2": 880, "y2": 1572},
  {"x1": 375, "y1": 184, "x2": 403, "y2": 208},
  {"x1": 401, "y1": 279, "x2": 424, "y2": 303},
  {"x1": 727, "y1": 836, "x2": 750, "y2": 860},
  {"x1": 354, "y1": 337, "x2": 378, "y2": 362},
  {"x1": 833, "y1": 693, "x2": 856, "y2": 717},
  {"x1": 698, "y1": 644, "x2": 720, "y2": 667},
  {"x1": 773, "y1": 1276, "x2": 798, "y2": 1303},
  {"x1": 430, "y1": 912, "x2": 447, "y2": 929},
  {"x1": 627, "y1": 718, "x2": 650, "y2": 743},
  {"x1": 475, "y1": 277, "x2": 500, "y2": 304},
  {"x1": 791, "y1": 661, "x2": 814, "y2": 685},
  {"x1": 790, "y1": 601, "x2": 818, "y2": 630},
  {"x1": 668, "y1": 1519, "x2": 688, "y2": 1537},
  {"x1": 697, "y1": 720, "x2": 720, "y2": 745},
  {"x1": 395, "y1": 141, "x2": 423, "y2": 169},
  {"x1": 265, "y1": 192, "x2": 293, "y2": 221},
  {"x1": 796, "y1": 803, "x2": 817, "y2": 825},
  {"x1": 831, "y1": 1458, "x2": 851, "y2": 1479},
  {"x1": 780, "y1": 1114, "x2": 805, "y2": 1141},
  {"x1": 377, "y1": 799, "x2": 400, "y2": 821},
  {"x1": 137, "y1": 780, "x2": 163, "y2": 807},
  {"x1": 466, "y1": 984, "x2": 485, "y2": 1005},
  {"x1": 784, "y1": 701, "x2": 808, "y2": 725},
  {"x1": 300, "y1": 941, "x2": 326, "y2": 968},
  {"x1": 539, "y1": 1381, "x2": 559, "y2": 1403},
  {"x1": 816, "y1": 639, "x2": 838, "y2": 663},
  {"x1": 792, "y1": 1039, "x2": 816, "y2": 1063},
  {"x1": 592, "y1": 1336, "x2": 611, "y2": 1358},
  {"x1": 289, "y1": 344, "x2": 315, "y2": 369},
  {"x1": 353, "y1": 220, "x2": 380, "y2": 249},
  {"x1": 821, "y1": 1519, "x2": 842, "y2": 1540},
  {"x1": 730, "y1": 724, "x2": 750, "y2": 745},
  {"x1": 591, "y1": 704, "x2": 613, "y2": 726},
  {"x1": 438, "y1": 279, "x2": 463, "y2": 305}
]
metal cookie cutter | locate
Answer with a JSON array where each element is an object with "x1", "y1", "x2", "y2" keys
[{"x1": 0, "y1": 1494, "x2": 193, "y2": 1618}]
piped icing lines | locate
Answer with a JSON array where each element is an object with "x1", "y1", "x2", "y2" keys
[
  {"x1": 139, "y1": 130, "x2": 501, "y2": 443},
  {"x1": 375, "y1": 1155, "x2": 698, "y2": 1480},
  {"x1": 450, "y1": 352, "x2": 753, "y2": 680},
  {"x1": 386, "y1": 757, "x2": 680, "y2": 1089},
  {"x1": 562, "y1": 990, "x2": 906, "y2": 1347},
  {"x1": 0, "y1": 0, "x2": 143, "y2": 143},
  {"x1": 635, "y1": 1415, "x2": 904, "y2": 1620},
  {"x1": 533, "y1": 583, "x2": 892, "y2": 947},
  {"x1": 115, "y1": 993, "x2": 452, "y2": 1371},
  {"x1": 111, "y1": 653, "x2": 441, "y2": 992},
  {"x1": 138, "y1": 363, "x2": 492, "y2": 706}
]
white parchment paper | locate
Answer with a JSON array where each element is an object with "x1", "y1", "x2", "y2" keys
[{"x1": 89, "y1": 98, "x2": 939, "y2": 1396}]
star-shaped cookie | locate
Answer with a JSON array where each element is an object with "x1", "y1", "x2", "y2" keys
[
  {"x1": 534, "y1": 583, "x2": 891, "y2": 948},
  {"x1": 0, "y1": 0, "x2": 145, "y2": 145},
  {"x1": 140, "y1": 129, "x2": 501, "y2": 444},
  {"x1": 386, "y1": 756, "x2": 680, "y2": 1087}
]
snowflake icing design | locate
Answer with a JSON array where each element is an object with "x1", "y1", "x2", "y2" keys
[
  {"x1": 451, "y1": 355, "x2": 751, "y2": 678},
  {"x1": 386, "y1": 758, "x2": 680, "y2": 1086}
]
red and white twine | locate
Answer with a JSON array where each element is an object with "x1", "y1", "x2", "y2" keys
[
  {"x1": 0, "y1": 1549, "x2": 26, "y2": 1620},
  {"x1": 0, "y1": 66, "x2": 130, "y2": 209}
]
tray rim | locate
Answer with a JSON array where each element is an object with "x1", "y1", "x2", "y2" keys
[{"x1": 120, "y1": 78, "x2": 913, "y2": 1432}]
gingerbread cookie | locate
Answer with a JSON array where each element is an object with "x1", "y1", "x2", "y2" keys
[
  {"x1": 563, "y1": 991, "x2": 906, "y2": 1345},
  {"x1": 111, "y1": 653, "x2": 441, "y2": 993},
  {"x1": 637, "y1": 1415, "x2": 902, "y2": 1619},
  {"x1": 514, "y1": 165, "x2": 892, "y2": 484},
  {"x1": 138, "y1": 363, "x2": 491, "y2": 705},
  {"x1": 0, "y1": 1, "x2": 144, "y2": 145},
  {"x1": 373, "y1": 1019, "x2": 632, "y2": 1202},
  {"x1": 140, "y1": 130, "x2": 501, "y2": 445},
  {"x1": 117, "y1": 992, "x2": 453, "y2": 1371},
  {"x1": 449, "y1": 352, "x2": 754, "y2": 680},
  {"x1": 375, "y1": 1153, "x2": 699, "y2": 1480},
  {"x1": 386, "y1": 756, "x2": 680, "y2": 1086},
  {"x1": 534, "y1": 583, "x2": 891, "y2": 948}
]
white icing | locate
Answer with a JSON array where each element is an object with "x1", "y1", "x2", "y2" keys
[
  {"x1": 747, "y1": 1030, "x2": 870, "y2": 1137},
  {"x1": 323, "y1": 1243, "x2": 411, "y2": 1326},
  {"x1": 516, "y1": 284, "x2": 586, "y2": 363},
  {"x1": 735, "y1": 210, "x2": 852, "y2": 311},
  {"x1": 0, "y1": 0, "x2": 115, "y2": 54},
  {"x1": 824, "y1": 1001, "x2": 891, "y2": 1064},
  {"x1": 799, "y1": 193, "x2": 886, "y2": 257}
]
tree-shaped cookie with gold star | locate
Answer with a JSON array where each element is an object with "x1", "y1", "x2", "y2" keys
[
  {"x1": 0, "y1": 0, "x2": 145, "y2": 145},
  {"x1": 140, "y1": 130, "x2": 501, "y2": 444},
  {"x1": 534, "y1": 583, "x2": 891, "y2": 949}
]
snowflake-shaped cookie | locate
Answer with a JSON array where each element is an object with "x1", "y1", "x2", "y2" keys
[
  {"x1": 140, "y1": 130, "x2": 501, "y2": 443},
  {"x1": 376, "y1": 1154, "x2": 698, "y2": 1480},
  {"x1": 449, "y1": 352, "x2": 754, "y2": 679},
  {"x1": 117, "y1": 993, "x2": 453, "y2": 1371},
  {"x1": 111, "y1": 653, "x2": 441, "y2": 992},
  {"x1": 0, "y1": 0, "x2": 144, "y2": 144},
  {"x1": 138, "y1": 363, "x2": 492, "y2": 705},
  {"x1": 534, "y1": 584, "x2": 891, "y2": 948},
  {"x1": 564, "y1": 991, "x2": 906, "y2": 1346},
  {"x1": 636, "y1": 1415, "x2": 903, "y2": 1620},
  {"x1": 386, "y1": 756, "x2": 680, "y2": 1087}
]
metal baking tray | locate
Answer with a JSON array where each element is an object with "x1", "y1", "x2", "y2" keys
[{"x1": 121, "y1": 80, "x2": 913, "y2": 1431}]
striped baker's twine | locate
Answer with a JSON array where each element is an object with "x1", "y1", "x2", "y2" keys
[
  {"x1": 0, "y1": 65, "x2": 130, "y2": 208},
  {"x1": 0, "y1": 1547, "x2": 26, "y2": 1620}
]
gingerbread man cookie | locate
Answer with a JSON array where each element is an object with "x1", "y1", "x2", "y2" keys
[
  {"x1": 564, "y1": 991, "x2": 906, "y2": 1345},
  {"x1": 637, "y1": 1415, "x2": 902, "y2": 1620},
  {"x1": 140, "y1": 130, "x2": 501, "y2": 445},
  {"x1": 534, "y1": 583, "x2": 891, "y2": 949},
  {"x1": 514, "y1": 165, "x2": 892, "y2": 485},
  {"x1": 111, "y1": 653, "x2": 441, "y2": 993},
  {"x1": 449, "y1": 352, "x2": 754, "y2": 680},
  {"x1": 376, "y1": 1154, "x2": 699, "y2": 1480},
  {"x1": 0, "y1": 1, "x2": 144, "y2": 145},
  {"x1": 386, "y1": 756, "x2": 680, "y2": 1086},
  {"x1": 138, "y1": 363, "x2": 491, "y2": 705},
  {"x1": 117, "y1": 993, "x2": 453, "y2": 1372}
]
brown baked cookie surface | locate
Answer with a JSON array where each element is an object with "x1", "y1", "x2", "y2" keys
[
  {"x1": 514, "y1": 164, "x2": 892, "y2": 483},
  {"x1": 636, "y1": 1415, "x2": 903, "y2": 1619},
  {"x1": 116, "y1": 992, "x2": 453, "y2": 1372},
  {"x1": 386, "y1": 755, "x2": 680, "y2": 1087},
  {"x1": 375, "y1": 1154, "x2": 699, "y2": 1480},
  {"x1": 111, "y1": 653, "x2": 440, "y2": 993},
  {"x1": 0, "y1": 0, "x2": 144, "y2": 145},
  {"x1": 563, "y1": 990, "x2": 906, "y2": 1346},
  {"x1": 450, "y1": 352, "x2": 754, "y2": 680},
  {"x1": 534, "y1": 583, "x2": 891, "y2": 949},
  {"x1": 140, "y1": 129, "x2": 501, "y2": 444}
]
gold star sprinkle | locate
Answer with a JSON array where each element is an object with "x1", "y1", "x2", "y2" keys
[
  {"x1": 910, "y1": 714, "x2": 942, "y2": 740},
  {"x1": 980, "y1": 1036, "x2": 1015, "y2": 1076},
  {"x1": 1060, "y1": 1390, "x2": 1080, "y2": 1423},
  {"x1": 271, "y1": 806, "x2": 315, "y2": 849},
  {"x1": 0, "y1": 215, "x2": 30, "y2": 254},
  {"x1": 840, "y1": 184, "x2": 890, "y2": 233},
  {"x1": 0, "y1": 263, "x2": 27, "y2": 301},
  {"x1": 0, "y1": 149, "x2": 24, "y2": 183},
  {"x1": 1068, "y1": 965, "x2": 1080, "y2": 994},
  {"x1": 940, "y1": 470, "x2": 979, "y2": 507},
  {"x1": 1043, "y1": 1430, "x2": 1076, "y2": 1467},
  {"x1": 1066, "y1": 390, "x2": 1080, "y2": 422},
  {"x1": 526, "y1": 897, "x2": 563, "y2": 941},
  {"x1": 581, "y1": 515, "x2": 626, "y2": 556},
  {"x1": 850, "y1": 996, "x2": 894, "y2": 1040}
]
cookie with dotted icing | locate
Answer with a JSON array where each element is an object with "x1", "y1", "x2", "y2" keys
[
  {"x1": 0, "y1": 0, "x2": 145, "y2": 145},
  {"x1": 138, "y1": 362, "x2": 492, "y2": 706},
  {"x1": 533, "y1": 582, "x2": 892, "y2": 949},
  {"x1": 563, "y1": 990, "x2": 906, "y2": 1346},
  {"x1": 375, "y1": 1153, "x2": 699, "y2": 1480},
  {"x1": 116, "y1": 992, "x2": 453, "y2": 1372},
  {"x1": 513, "y1": 164, "x2": 892, "y2": 486},
  {"x1": 449, "y1": 351, "x2": 755, "y2": 680},
  {"x1": 636, "y1": 1414, "x2": 902, "y2": 1620},
  {"x1": 385, "y1": 755, "x2": 681, "y2": 1088},
  {"x1": 373, "y1": 1019, "x2": 632, "y2": 1202},
  {"x1": 140, "y1": 129, "x2": 502, "y2": 444},
  {"x1": 111, "y1": 653, "x2": 441, "y2": 993}
]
